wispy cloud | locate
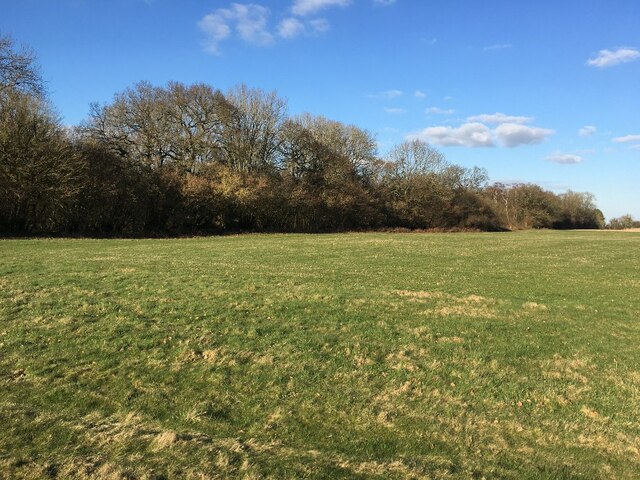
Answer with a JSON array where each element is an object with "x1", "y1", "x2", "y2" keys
[
  {"x1": 199, "y1": 12, "x2": 232, "y2": 54},
  {"x1": 467, "y1": 113, "x2": 531, "y2": 124},
  {"x1": 409, "y1": 121, "x2": 553, "y2": 148},
  {"x1": 579, "y1": 125, "x2": 597, "y2": 137},
  {"x1": 278, "y1": 17, "x2": 305, "y2": 38},
  {"x1": 199, "y1": 3, "x2": 273, "y2": 54},
  {"x1": 613, "y1": 134, "x2": 640, "y2": 143},
  {"x1": 384, "y1": 107, "x2": 407, "y2": 114},
  {"x1": 369, "y1": 89, "x2": 404, "y2": 99},
  {"x1": 199, "y1": 2, "x2": 339, "y2": 53},
  {"x1": 426, "y1": 107, "x2": 454, "y2": 115},
  {"x1": 414, "y1": 90, "x2": 426, "y2": 99},
  {"x1": 292, "y1": 0, "x2": 351, "y2": 16},
  {"x1": 546, "y1": 152, "x2": 584, "y2": 164},
  {"x1": 309, "y1": 18, "x2": 330, "y2": 32},
  {"x1": 483, "y1": 43, "x2": 512, "y2": 52},
  {"x1": 587, "y1": 47, "x2": 640, "y2": 68},
  {"x1": 613, "y1": 134, "x2": 640, "y2": 150},
  {"x1": 199, "y1": 1, "x2": 399, "y2": 53}
]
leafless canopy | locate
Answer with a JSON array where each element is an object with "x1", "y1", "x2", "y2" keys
[{"x1": 0, "y1": 34, "x2": 43, "y2": 97}]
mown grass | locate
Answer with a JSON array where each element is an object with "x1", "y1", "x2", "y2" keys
[{"x1": 1, "y1": 230, "x2": 639, "y2": 479}]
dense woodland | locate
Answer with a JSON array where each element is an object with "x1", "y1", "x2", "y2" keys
[{"x1": 0, "y1": 35, "x2": 611, "y2": 236}]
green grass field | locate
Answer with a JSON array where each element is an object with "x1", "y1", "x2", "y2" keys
[{"x1": 1, "y1": 231, "x2": 639, "y2": 479}]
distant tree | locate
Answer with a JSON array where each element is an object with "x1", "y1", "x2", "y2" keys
[
  {"x1": 484, "y1": 183, "x2": 565, "y2": 230},
  {"x1": 386, "y1": 139, "x2": 447, "y2": 178},
  {"x1": 293, "y1": 113, "x2": 380, "y2": 184},
  {"x1": 69, "y1": 140, "x2": 181, "y2": 234},
  {"x1": 163, "y1": 82, "x2": 239, "y2": 173},
  {"x1": 83, "y1": 82, "x2": 173, "y2": 168},
  {"x1": 0, "y1": 34, "x2": 43, "y2": 97},
  {"x1": 555, "y1": 190, "x2": 604, "y2": 229},
  {"x1": 607, "y1": 214, "x2": 636, "y2": 230},
  {"x1": 382, "y1": 140, "x2": 483, "y2": 228},
  {"x1": 223, "y1": 84, "x2": 287, "y2": 173},
  {"x1": 0, "y1": 37, "x2": 84, "y2": 233},
  {"x1": 0, "y1": 91, "x2": 82, "y2": 232},
  {"x1": 512, "y1": 184, "x2": 561, "y2": 229},
  {"x1": 279, "y1": 117, "x2": 376, "y2": 231}
]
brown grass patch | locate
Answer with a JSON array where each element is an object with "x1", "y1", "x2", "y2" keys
[
  {"x1": 542, "y1": 355, "x2": 593, "y2": 384},
  {"x1": 523, "y1": 301, "x2": 548, "y2": 310},
  {"x1": 353, "y1": 355, "x2": 373, "y2": 367},
  {"x1": 184, "y1": 348, "x2": 273, "y2": 367},
  {"x1": 385, "y1": 350, "x2": 418, "y2": 371},
  {"x1": 436, "y1": 336, "x2": 464, "y2": 343},
  {"x1": 152, "y1": 431, "x2": 178, "y2": 450},
  {"x1": 394, "y1": 289, "x2": 498, "y2": 318},
  {"x1": 394, "y1": 290, "x2": 446, "y2": 300},
  {"x1": 434, "y1": 304, "x2": 496, "y2": 318},
  {"x1": 384, "y1": 346, "x2": 429, "y2": 371},
  {"x1": 580, "y1": 405, "x2": 602, "y2": 419}
]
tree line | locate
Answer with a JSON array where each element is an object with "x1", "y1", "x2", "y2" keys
[{"x1": 0, "y1": 35, "x2": 608, "y2": 236}]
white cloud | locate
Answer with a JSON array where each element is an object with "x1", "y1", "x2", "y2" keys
[
  {"x1": 199, "y1": 12, "x2": 232, "y2": 54},
  {"x1": 199, "y1": 3, "x2": 273, "y2": 54},
  {"x1": 409, "y1": 120, "x2": 553, "y2": 148},
  {"x1": 369, "y1": 89, "x2": 403, "y2": 99},
  {"x1": 373, "y1": 0, "x2": 397, "y2": 5},
  {"x1": 495, "y1": 123, "x2": 554, "y2": 148},
  {"x1": 587, "y1": 47, "x2": 640, "y2": 68},
  {"x1": 467, "y1": 113, "x2": 531, "y2": 124},
  {"x1": 579, "y1": 125, "x2": 597, "y2": 137},
  {"x1": 414, "y1": 90, "x2": 426, "y2": 99},
  {"x1": 613, "y1": 134, "x2": 640, "y2": 143},
  {"x1": 234, "y1": 5, "x2": 273, "y2": 44},
  {"x1": 426, "y1": 107, "x2": 454, "y2": 115},
  {"x1": 384, "y1": 107, "x2": 406, "y2": 114},
  {"x1": 409, "y1": 123, "x2": 495, "y2": 148},
  {"x1": 292, "y1": 0, "x2": 351, "y2": 16},
  {"x1": 614, "y1": 135, "x2": 640, "y2": 151},
  {"x1": 278, "y1": 17, "x2": 305, "y2": 38},
  {"x1": 483, "y1": 44, "x2": 512, "y2": 52},
  {"x1": 308, "y1": 18, "x2": 330, "y2": 32},
  {"x1": 546, "y1": 153, "x2": 584, "y2": 164}
]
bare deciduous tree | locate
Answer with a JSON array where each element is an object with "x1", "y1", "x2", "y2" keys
[
  {"x1": 294, "y1": 114, "x2": 379, "y2": 181},
  {"x1": 0, "y1": 34, "x2": 43, "y2": 97},
  {"x1": 386, "y1": 139, "x2": 446, "y2": 179},
  {"x1": 223, "y1": 84, "x2": 287, "y2": 173}
]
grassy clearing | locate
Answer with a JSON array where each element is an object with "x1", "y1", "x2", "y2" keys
[{"x1": 1, "y1": 230, "x2": 639, "y2": 479}]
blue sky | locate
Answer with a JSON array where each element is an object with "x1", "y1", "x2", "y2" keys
[{"x1": 2, "y1": 0, "x2": 639, "y2": 219}]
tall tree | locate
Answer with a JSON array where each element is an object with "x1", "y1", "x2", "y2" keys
[
  {"x1": 223, "y1": 84, "x2": 287, "y2": 173},
  {"x1": 0, "y1": 34, "x2": 43, "y2": 97},
  {"x1": 0, "y1": 91, "x2": 82, "y2": 232}
]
